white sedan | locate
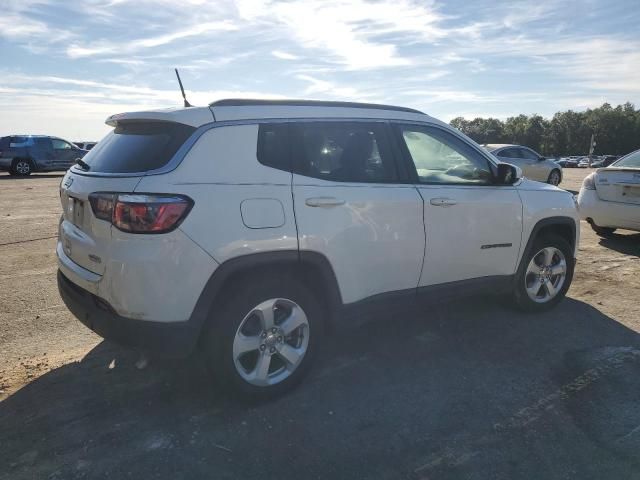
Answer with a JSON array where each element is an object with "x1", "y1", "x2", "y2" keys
[{"x1": 577, "y1": 149, "x2": 640, "y2": 236}]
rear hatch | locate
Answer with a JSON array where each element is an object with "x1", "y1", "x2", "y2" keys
[
  {"x1": 594, "y1": 168, "x2": 640, "y2": 205},
  {"x1": 59, "y1": 121, "x2": 196, "y2": 275}
]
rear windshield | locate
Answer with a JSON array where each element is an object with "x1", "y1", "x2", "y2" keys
[
  {"x1": 81, "y1": 121, "x2": 195, "y2": 173},
  {"x1": 612, "y1": 150, "x2": 640, "y2": 168}
]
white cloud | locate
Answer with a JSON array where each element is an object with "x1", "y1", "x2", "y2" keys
[
  {"x1": 67, "y1": 20, "x2": 238, "y2": 58},
  {"x1": 271, "y1": 50, "x2": 299, "y2": 60},
  {"x1": 295, "y1": 74, "x2": 369, "y2": 99},
  {"x1": 237, "y1": 0, "x2": 448, "y2": 69}
]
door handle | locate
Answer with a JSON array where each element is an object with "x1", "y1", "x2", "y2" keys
[
  {"x1": 430, "y1": 197, "x2": 457, "y2": 207},
  {"x1": 305, "y1": 197, "x2": 346, "y2": 208}
]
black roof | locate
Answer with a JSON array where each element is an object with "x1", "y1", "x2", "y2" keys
[{"x1": 209, "y1": 98, "x2": 424, "y2": 115}]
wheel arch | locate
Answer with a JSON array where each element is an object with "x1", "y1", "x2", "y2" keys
[
  {"x1": 549, "y1": 168, "x2": 562, "y2": 184},
  {"x1": 518, "y1": 216, "x2": 577, "y2": 271},
  {"x1": 12, "y1": 156, "x2": 35, "y2": 170},
  {"x1": 190, "y1": 250, "x2": 343, "y2": 341}
]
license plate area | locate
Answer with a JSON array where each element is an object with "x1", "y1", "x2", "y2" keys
[{"x1": 622, "y1": 186, "x2": 640, "y2": 199}]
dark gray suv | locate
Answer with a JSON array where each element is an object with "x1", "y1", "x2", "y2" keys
[{"x1": 0, "y1": 135, "x2": 87, "y2": 176}]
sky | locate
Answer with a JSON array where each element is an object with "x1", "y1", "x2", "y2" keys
[{"x1": 1, "y1": 0, "x2": 639, "y2": 141}]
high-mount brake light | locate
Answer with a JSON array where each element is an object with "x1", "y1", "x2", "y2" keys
[{"x1": 89, "y1": 193, "x2": 193, "y2": 233}]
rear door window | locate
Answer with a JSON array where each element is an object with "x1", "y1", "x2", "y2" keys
[
  {"x1": 81, "y1": 121, "x2": 196, "y2": 173},
  {"x1": 257, "y1": 123, "x2": 291, "y2": 172},
  {"x1": 498, "y1": 148, "x2": 519, "y2": 158},
  {"x1": 291, "y1": 122, "x2": 398, "y2": 183},
  {"x1": 519, "y1": 148, "x2": 539, "y2": 160},
  {"x1": 33, "y1": 138, "x2": 52, "y2": 150}
]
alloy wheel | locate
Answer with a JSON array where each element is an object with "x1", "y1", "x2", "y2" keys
[
  {"x1": 525, "y1": 247, "x2": 567, "y2": 303},
  {"x1": 15, "y1": 160, "x2": 31, "y2": 175},
  {"x1": 232, "y1": 298, "x2": 310, "y2": 387}
]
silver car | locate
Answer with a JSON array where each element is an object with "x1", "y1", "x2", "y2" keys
[{"x1": 484, "y1": 144, "x2": 563, "y2": 186}]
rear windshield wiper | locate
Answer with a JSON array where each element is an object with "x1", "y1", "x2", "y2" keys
[{"x1": 75, "y1": 158, "x2": 91, "y2": 171}]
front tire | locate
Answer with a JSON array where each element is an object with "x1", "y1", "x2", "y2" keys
[
  {"x1": 202, "y1": 273, "x2": 323, "y2": 398},
  {"x1": 547, "y1": 169, "x2": 561, "y2": 186},
  {"x1": 512, "y1": 234, "x2": 574, "y2": 312}
]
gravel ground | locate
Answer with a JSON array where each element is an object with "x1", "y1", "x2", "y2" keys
[{"x1": 0, "y1": 169, "x2": 639, "y2": 480}]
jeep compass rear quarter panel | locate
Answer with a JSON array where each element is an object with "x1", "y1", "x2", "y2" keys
[{"x1": 134, "y1": 124, "x2": 299, "y2": 263}]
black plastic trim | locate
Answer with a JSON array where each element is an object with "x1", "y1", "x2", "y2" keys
[
  {"x1": 416, "y1": 275, "x2": 514, "y2": 304},
  {"x1": 57, "y1": 270, "x2": 198, "y2": 356},
  {"x1": 188, "y1": 250, "x2": 343, "y2": 335},
  {"x1": 340, "y1": 275, "x2": 515, "y2": 328},
  {"x1": 518, "y1": 216, "x2": 578, "y2": 269}
]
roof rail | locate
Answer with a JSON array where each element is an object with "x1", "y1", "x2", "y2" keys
[{"x1": 209, "y1": 98, "x2": 425, "y2": 115}]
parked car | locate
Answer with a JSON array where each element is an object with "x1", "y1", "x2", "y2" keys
[
  {"x1": 483, "y1": 144, "x2": 563, "y2": 185},
  {"x1": 57, "y1": 99, "x2": 580, "y2": 397},
  {"x1": 557, "y1": 157, "x2": 579, "y2": 168},
  {"x1": 577, "y1": 157, "x2": 591, "y2": 168},
  {"x1": 577, "y1": 149, "x2": 640, "y2": 236},
  {"x1": 591, "y1": 155, "x2": 619, "y2": 168},
  {"x1": 74, "y1": 141, "x2": 97, "y2": 151},
  {"x1": 0, "y1": 135, "x2": 87, "y2": 176}
]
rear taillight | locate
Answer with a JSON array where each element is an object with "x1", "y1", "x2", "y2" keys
[{"x1": 89, "y1": 193, "x2": 192, "y2": 234}]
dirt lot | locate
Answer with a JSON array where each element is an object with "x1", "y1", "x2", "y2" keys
[{"x1": 1, "y1": 169, "x2": 639, "y2": 479}]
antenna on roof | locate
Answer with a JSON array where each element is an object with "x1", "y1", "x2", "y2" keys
[{"x1": 174, "y1": 68, "x2": 192, "y2": 108}]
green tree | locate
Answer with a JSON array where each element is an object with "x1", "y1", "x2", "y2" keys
[{"x1": 451, "y1": 103, "x2": 640, "y2": 156}]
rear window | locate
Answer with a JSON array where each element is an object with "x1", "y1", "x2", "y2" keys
[
  {"x1": 82, "y1": 121, "x2": 195, "y2": 173},
  {"x1": 612, "y1": 150, "x2": 640, "y2": 168}
]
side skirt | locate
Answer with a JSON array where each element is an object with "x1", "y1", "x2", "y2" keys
[{"x1": 337, "y1": 275, "x2": 514, "y2": 329}]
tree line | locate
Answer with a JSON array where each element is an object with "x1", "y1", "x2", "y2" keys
[{"x1": 449, "y1": 102, "x2": 640, "y2": 157}]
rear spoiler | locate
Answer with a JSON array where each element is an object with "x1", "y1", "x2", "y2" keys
[{"x1": 105, "y1": 107, "x2": 214, "y2": 128}]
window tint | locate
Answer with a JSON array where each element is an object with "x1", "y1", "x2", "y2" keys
[
  {"x1": 498, "y1": 148, "x2": 519, "y2": 158},
  {"x1": 257, "y1": 123, "x2": 290, "y2": 171},
  {"x1": 52, "y1": 139, "x2": 73, "y2": 150},
  {"x1": 519, "y1": 148, "x2": 539, "y2": 160},
  {"x1": 6, "y1": 136, "x2": 30, "y2": 147},
  {"x1": 614, "y1": 150, "x2": 640, "y2": 168},
  {"x1": 398, "y1": 125, "x2": 493, "y2": 185},
  {"x1": 82, "y1": 121, "x2": 195, "y2": 173},
  {"x1": 33, "y1": 138, "x2": 52, "y2": 149},
  {"x1": 291, "y1": 122, "x2": 397, "y2": 183}
]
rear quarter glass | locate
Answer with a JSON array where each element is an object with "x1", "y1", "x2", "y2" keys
[{"x1": 82, "y1": 121, "x2": 196, "y2": 173}]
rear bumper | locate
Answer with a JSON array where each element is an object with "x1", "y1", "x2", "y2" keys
[
  {"x1": 57, "y1": 270, "x2": 199, "y2": 356},
  {"x1": 577, "y1": 188, "x2": 640, "y2": 231}
]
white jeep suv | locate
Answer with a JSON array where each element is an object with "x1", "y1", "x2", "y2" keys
[{"x1": 57, "y1": 99, "x2": 580, "y2": 397}]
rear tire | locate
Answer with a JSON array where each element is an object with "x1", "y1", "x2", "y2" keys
[
  {"x1": 590, "y1": 223, "x2": 616, "y2": 237},
  {"x1": 512, "y1": 234, "x2": 574, "y2": 312},
  {"x1": 202, "y1": 272, "x2": 324, "y2": 399},
  {"x1": 11, "y1": 158, "x2": 33, "y2": 176}
]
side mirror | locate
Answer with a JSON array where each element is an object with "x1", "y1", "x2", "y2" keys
[
  {"x1": 496, "y1": 163, "x2": 522, "y2": 185},
  {"x1": 538, "y1": 156, "x2": 546, "y2": 161}
]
